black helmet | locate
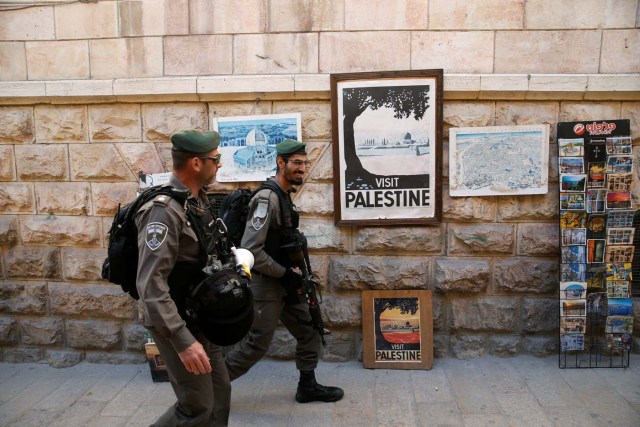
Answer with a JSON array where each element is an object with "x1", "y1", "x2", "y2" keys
[{"x1": 186, "y1": 268, "x2": 253, "y2": 346}]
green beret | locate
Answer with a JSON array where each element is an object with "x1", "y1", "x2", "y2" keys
[
  {"x1": 276, "y1": 139, "x2": 306, "y2": 156},
  {"x1": 171, "y1": 129, "x2": 220, "y2": 153}
]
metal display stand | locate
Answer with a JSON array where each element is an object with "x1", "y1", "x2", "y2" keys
[{"x1": 557, "y1": 120, "x2": 634, "y2": 369}]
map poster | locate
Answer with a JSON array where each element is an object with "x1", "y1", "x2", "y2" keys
[
  {"x1": 213, "y1": 113, "x2": 302, "y2": 182},
  {"x1": 361, "y1": 290, "x2": 433, "y2": 370},
  {"x1": 449, "y1": 124, "x2": 550, "y2": 196},
  {"x1": 330, "y1": 70, "x2": 443, "y2": 226}
]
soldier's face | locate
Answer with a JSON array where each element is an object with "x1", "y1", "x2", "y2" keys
[
  {"x1": 197, "y1": 149, "x2": 222, "y2": 184},
  {"x1": 283, "y1": 154, "x2": 307, "y2": 185}
]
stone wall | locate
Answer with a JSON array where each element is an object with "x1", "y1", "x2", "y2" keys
[{"x1": 0, "y1": 0, "x2": 639, "y2": 365}]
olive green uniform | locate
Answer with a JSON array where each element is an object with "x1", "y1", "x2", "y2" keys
[
  {"x1": 225, "y1": 181, "x2": 322, "y2": 380},
  {"x1": 136, "y1": 174, "x2": 231, "y2": 427}
]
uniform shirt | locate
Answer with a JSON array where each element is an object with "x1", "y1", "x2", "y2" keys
[
  {"x1": 135, "y1": 174, "x2": 205, "y2": 353},
  {"x1": 240, "y1": 181, "x2": 289, "y2": 279}
]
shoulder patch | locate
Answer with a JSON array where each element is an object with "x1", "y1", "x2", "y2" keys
[
  {"x1": 251, "y1": 198, "x2": 269, "y2": 231},
  {"x1": 145, "y1": 222, "x2": 168, "y2": 250},
  {"x1": 153, "y1": 194, "x2": 171, "y2": 206}
]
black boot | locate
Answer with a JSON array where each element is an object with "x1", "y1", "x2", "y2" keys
[{"x1": 295, "y1": 370, "x2": 344, "y2": 403}]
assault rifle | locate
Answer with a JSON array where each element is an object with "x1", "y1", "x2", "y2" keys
[{"x1": 282, "y1": 234, "x2": 330, "y2": 346}]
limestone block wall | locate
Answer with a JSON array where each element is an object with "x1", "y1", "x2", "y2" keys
[{"x1": 0, "y1": 0, "x2": 639, "y2": 365}]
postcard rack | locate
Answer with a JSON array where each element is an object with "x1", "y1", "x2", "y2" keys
[{"x1": 557, "y1": 119, "x2": 634, "y2": 369}]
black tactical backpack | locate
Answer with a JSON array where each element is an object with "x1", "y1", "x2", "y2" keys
[
  {"x1": 101, "y1": 186, "x2": 187, "y2": 299},
  {"x1": 218, "y1": 180, "x2": 287, "y2": 248}
]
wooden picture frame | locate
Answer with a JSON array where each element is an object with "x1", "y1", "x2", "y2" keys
[
  {"x1": 330, "y1": 70, "x2": 443, "y2": 226},
  {"x1": 361, "y1": 290, "x2": 433, "y2": 370}
]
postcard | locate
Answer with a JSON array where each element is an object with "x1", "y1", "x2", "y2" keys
[
  {"x1": 560, "y1": 192, "x2": 585, "y2": 211},
  {"x1": 606, "y1": 174, "x2": 632, "y2": 192},
  {"x1": 607, "y1": 298, "x2": 633, "y2": 316},
  {"x1": 606, "y1": 155, "x2": 633, "y2": 174},
  {"x1": 561, "y1": 228, "x2": 586, "y2": 246},
  {"x1": 605, "y1": 136, "x2": 632, "y2": 155},
  {"x1": 586, "y1": 239, "x2": 606, "y2": 263},
  {"x1": 560, "y1": 174, "x2": 587, "y2": 192},
  {"x1": 560, "y1": 282, "x2": 587, "y2": 300},
  {"x1": 561, "y1": 263, "x2": 586, "y2": 282},
  {"x1": 586, "y1": 292, "x2": 607, "y2": 316},
  {"x1": 607, "y1": 210, "x2": 635, "y2": 228},
  {"x1": 561, "y1": 317, "x2": 586, "y2": 334},
  {"x1": 562, "y1": 245, "x2": 586, "y2": 263},
  {"x1": 587, "y1": 162, "x2": 606, "y2": 188},
  {"x1": 586, "y1": 141, "x2": 606, "y2": 162},
  {"x1": 561, "y1": 299, "x2": 586, "y2": 316},
  {"x1": 586, "y1": 189, "x2": 606, "y2": 213},
  {"x1": 606, "y1": 263, "x2": 632, "y2": 281},
  {"x1": 604, "y1": 245, "x2": 635, "y2": 263},
  {"x1": 606, "y1": 191, "x2": 632, "y2": 210},
  {"x1": 561, "y1": 333, "x2": 585, "y2": 351},
  {"x1": 559, "y1": 138, "x2": 585, "y2": 157},
  {"x1": 605, "y1": 316, "x2": 633, "y2": 334},
  {"x1": 586, "y1": 264, "x2": 607, "y2": 289},
  {"x1": 560, "y1": 211, "x2": 587, "y2": 229},
  {"x1": 606, "y1": 333, "x2": 632, "y2": 351},
  {"x1": 559, "y1": 157, "x2": 584, "y2": 174},
  {"x1": 586, "y1": 214, "x2": 606, "y2": 239},
  {"x1": 606, "y1": 281, "x2": 630, "y2": 298},
  {"x1": 606, "y1": 227, "x2": 635, "y2": 245}
]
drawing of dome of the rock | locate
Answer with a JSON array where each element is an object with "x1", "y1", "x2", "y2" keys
[{"x1": 233, "y1": 127, "x2": 277, "y2": 171}]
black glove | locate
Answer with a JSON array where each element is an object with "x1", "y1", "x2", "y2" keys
[{"x1": 281, "y1": 268, "x2": 303, "y2": 304}]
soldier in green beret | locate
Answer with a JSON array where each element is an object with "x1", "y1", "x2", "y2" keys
[
  {"x1": 136, "y1": 129, "x2": 232, "y2": 425},
  {"x1": 225, "y1": 139, "x2": 344, "y2": 403}
]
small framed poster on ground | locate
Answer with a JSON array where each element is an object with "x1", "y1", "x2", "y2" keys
[{"x1": 361, "y1": 290, "x2": 433, "y2": 370}]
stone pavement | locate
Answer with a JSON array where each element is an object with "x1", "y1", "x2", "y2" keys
[{"x1": 0, "y1": 354, "x2": 639, "y2": 427}]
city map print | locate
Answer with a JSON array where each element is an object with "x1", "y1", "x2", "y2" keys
[{"x1": 449, "y1": 125, "x2": 549, "y2": 196}]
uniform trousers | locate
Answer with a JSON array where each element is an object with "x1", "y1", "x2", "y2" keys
[
  {"x1": 225, "y1": 274, "x2": 322, "y2": 381},
  {"x1": 150, "y1": 328, "x2": 231, "y2": 427}
]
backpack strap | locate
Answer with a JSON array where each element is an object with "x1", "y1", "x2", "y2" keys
[{"x1": 259, "y1": 179, "x2": 294, "y2": 227}]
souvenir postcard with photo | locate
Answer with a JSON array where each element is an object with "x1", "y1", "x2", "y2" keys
[
  {"x1": 561, "y1": 211, "x2": 587, "y2": 229},
  {"x1": 587, "y1": 162, "x2": 606, "y2": 188},
  {"x1": 604, "y1": 245, "x2": 635, "y2": 263},
  {"x1": 559, "y1": 138, "x2": 585, "y2": 157},
  {"x1": 606, "y1": 263, "x2": 632, "y2": 281},
  {"x1": 560, "y1": 282, "x2": 587, "y2": 300},
  {"x1": 606, "y1": 227, "x2": 635, "y2": 245},
  {"x1": 605, "y1": 316, "x2": 633, "y2": 334},
  {"x1": 562, "y1": 245, "x2": 586, "y2": 263},
  {"x1": 561, "y1": 299, "x2": 586, "y2": 317},
  {"x1": 586, "y1": 189, "x2": 607, "y2": 213},
  {"x1": 586, "y1": 292, "x2": 607, "y2": 316},
  {"x1": 560, "y1": 174, "x2": 587, "y2": 192},
  {"x1": 561, "y1": 228, "x2": 586, "y2": 246},
  {"x1": 606, "y1": 280, "x2": 630, "y2": 298},
  {"x1": 605, "y1": 136, "x2": 632, "y2": 155},
  {"x1": 561, "y1": 263, "x2": 586, "y2": 282},
  {"x1": 606, "y1": 155, "x2": 633, "y2": 174},
  {"x1": 586, "y1": 214, "x2": 606, "y2": 239},
  {"x1": 559, "y1": 157, "x2": 584, "y2": 174},
  {"x1": 607, "y1": 298, "x2": 633, "y2": 316},
  {"x1": 586, "y1": 239, "x2": 606, "y2": 263},
  {"x1": 606, "y1": 174, "x2": 632, "y2": 192},
  {"x1": 606, "y1": 210, "x2": 635, "y2": 228},
  {"x1": 606, "y1": 191, "x2": 632, "y2": 210},
  {"x1": 586, "y1": 264, "x2": 607, "y2": 289},
  {"x1": 606, "y1": 333, "x2": 632, "y2": 351},
  {"x1": 561, "y1": 317, "x2": 586, "y2": 334},
  {"x1": 560, "y1": 192, "x2": 585, "y2": 211},
  {"x1": 561, "y1": 333, "x2": 585, "y2": 351}
]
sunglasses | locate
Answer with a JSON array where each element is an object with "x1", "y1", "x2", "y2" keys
[{"x1": 198, "y1": 154, "x2": 222, "y2": 164}]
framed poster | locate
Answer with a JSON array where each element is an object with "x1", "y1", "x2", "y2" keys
[
  {"x1": 330, "y1": 70, "x2": 443, "y2": 226},
  {"x1": 449, "y1": 124, "x2": 550, "y2": 196},
  {"x1": 361, "y1": 290, "x2": 433, "y2": 370},
  {"x1": 213, "y1": 113, "x2": 302, "y2": 182}
]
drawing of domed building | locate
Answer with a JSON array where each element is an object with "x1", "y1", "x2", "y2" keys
[{"x1": 233, "y1": 128, "x2": 277, "y2": 171}]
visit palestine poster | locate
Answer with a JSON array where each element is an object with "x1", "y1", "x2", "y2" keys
[{"x1": 374, "y1": 297, "x2": 421, "y2": 362}]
